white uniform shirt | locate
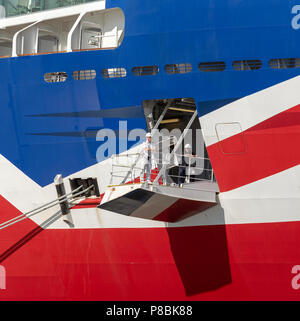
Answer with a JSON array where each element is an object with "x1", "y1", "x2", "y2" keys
[{"x1": 143, "y1": 141, "x2": 154, "y2": 164}]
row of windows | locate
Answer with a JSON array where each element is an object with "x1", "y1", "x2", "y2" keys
[
  {"x1": 44, "y1": 69, "x2": 124, "y2": 82},
  {"x1": 44, "y1": 58, "x2": 300, "y2": 82}
]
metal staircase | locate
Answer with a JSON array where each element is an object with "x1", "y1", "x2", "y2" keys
[{"x1": 98, "y1": 101, "x2": 219, "y2": 222}]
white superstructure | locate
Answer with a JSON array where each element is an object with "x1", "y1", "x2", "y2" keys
[{"x1": 0, "y1": 0, "x2": 125, "y2": 57}]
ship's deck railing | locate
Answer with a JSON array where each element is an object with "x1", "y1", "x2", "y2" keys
[
  {"x1": 109, "y1": 151, "x2": 215, "y2": 189},
  {"x1": 2, "y1": 0, "x2": 98, "y2": 18},
  {"x1": 87, "y1": 32, "x2": 119, "y2": 49},
  {"x1": 109, "y1": 152, "x2": 143, "y2": 186},
  {"x1": 0, "y1": 33, "x2": 119, "y2": 59}
]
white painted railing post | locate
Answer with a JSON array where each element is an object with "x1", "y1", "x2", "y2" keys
[
  {"x1": 67, "y1": 12, "x2": 86, "y2": 52},
  {"x1": 12, "y1": 20, "x2": 40, "y2": 57}
]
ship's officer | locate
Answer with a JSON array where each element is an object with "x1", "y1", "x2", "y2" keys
[
  {"x1": 178, "y1": 143, "x2": 196, "y2": 186},
  {"x1": 142, "y1": 132, "x2": 156, "y2": 183}
]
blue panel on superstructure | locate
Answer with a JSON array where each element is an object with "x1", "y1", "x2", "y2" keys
[{"x1": 0, "y1": 0, "x2": 299, "y2": 185}]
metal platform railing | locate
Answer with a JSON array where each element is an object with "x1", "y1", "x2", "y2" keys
[
  {"x1": 154, "y1": 154, "x2": 215, "y2": 185},
  {"x1": 109, "y1": 151, "x2": 215, "y2": 190}
]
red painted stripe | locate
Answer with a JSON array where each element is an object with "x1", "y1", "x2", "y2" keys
[
  {"x1": 1, "y1": 216, "x2": 300, "y2": 299},
  {"x1": 71, "y1": 196, "x2": 103, "y2": 209},
  {"x1": 207, "y1": 104, "x2": 300, "y2": 192},
  {"x1": 2, "y1": 190, "x2": 300, "y2": 300},
  {"x1": 71, "y1": 169, "x2": 163, "y2": 211},
  {"x1": 1, "y1": 196, "x2": 300, "y2": 300},
  {"x1": 154, "y1": 199, "x2": 216, "y2": 222}
]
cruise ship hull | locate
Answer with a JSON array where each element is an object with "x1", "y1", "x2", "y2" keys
[
  {"x1": 0, "y1": 199, "x2": 299, "y2": 301},
  {"x1": 0, "y1": 0, "x2": 300, "y2": 301}
]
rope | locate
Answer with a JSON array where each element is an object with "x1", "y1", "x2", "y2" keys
[
  {"x1": 0, "y1": 184, "x2": 84, "y2": 228},
  {"x1": 0, "y1": 184, "x2": 94, "y2": 231}
]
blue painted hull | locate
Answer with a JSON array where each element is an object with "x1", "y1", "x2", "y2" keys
[{"x1": 0, "y1": 0, "x2": 299, "y2": 185}]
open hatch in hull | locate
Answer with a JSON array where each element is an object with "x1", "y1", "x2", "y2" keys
[{"x1": 99, "y1": 97, "x2": 219, "y2": 223}]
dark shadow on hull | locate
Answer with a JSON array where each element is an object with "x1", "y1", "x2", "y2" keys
[
  {"x1": 0, "y1": 211, "x2": 61, "y2": 264},
  {"x1": 166, "y1": 206, "x2": 231, "y2": 296}
]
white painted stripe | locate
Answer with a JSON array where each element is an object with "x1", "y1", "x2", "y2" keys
[
  {"x1": 3, "y1": 143, "x2": 300, "y2": 229},
  {"x1": 219, "y1": 164, "x2": 300, "y2": 225},
  {"x1": 49, "y1": 207, "x2": 168, "y2": 229},
  {"x1": 221, "y1": 164, "x2": 300, "y2": 200},
  {"x1": 47, "y1": 200, "x2": 225, "y2": 229},
  {"x1": 200, "y1": 75, "x2": 300, "y2": 146},
  {"x1": 0, "y1": 151, "x2": 225, "y2": 229},
  {"x1": 0, "y1": 151, "x2": 114, "y2": 227},
  {"x1": 0, "y1": 154, "x2": 51, "y2": 213}
]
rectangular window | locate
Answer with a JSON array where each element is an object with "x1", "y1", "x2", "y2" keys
[
  {"x1": 102, "y1": 68, "x2": 127, "y2": 78},
  {"x1": 233, "y1": 60, "x2": 262, "y2": 71},
  {"x1": 72, "y1": 70, "x2": 96, "y2": 80},
  {"x1": 269, "y1": 58, "x2": 300, "y2": 69},
  {"x1": 165, "y1": 63, "x2": 192, "y2": 74},
  {"x1": 132, "y1": 66, "x2": 159, "y2": 76},
  {"x1": 198, "y1": 62, "x2": 226, "y2": 72},
  {"x1": 44, "y1": 72, "x2": 67, "y2": 83}
]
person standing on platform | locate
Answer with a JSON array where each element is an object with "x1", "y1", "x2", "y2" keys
[{"x1": 142, "y1": 132, "x2": 156, "y2": 183}]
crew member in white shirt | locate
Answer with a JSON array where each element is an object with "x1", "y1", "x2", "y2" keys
[{"x1": 142, "y1": 132, "x2": 156, "y2": 183}]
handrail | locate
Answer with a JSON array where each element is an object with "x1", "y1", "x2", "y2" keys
[
  {"x1": 151, "y1": 100, "x2": 172, "y2": 131},
  {"x1": 111, "y1": 136, "x2": 176, "y2": 161},
  {"x1": 18, "y1": 50, "x2": 67, "y2": 56},
  {"x1": 67, "y1": 12, "x2": 119, "y2": 52},
  {"x1": 0, "y1": 184, "x2": 94, "y2": 231},
  {"x1": 72, "y1": 47, "x2": 117, "y2": 52},
  {"x1": 12, "y1": 19, "x2": 41, "y2": 56},
  {"x1": 110, "y1": 150, "x2": 214, "y2": 187},
  {"x1": 113, "y1": 136, "x2": 176, "y2": 185},
  {"x1": 109, "y1": 127, "x2": 215, "y2": 187},
  {"x1": 171, "y1": 153, "x2": 211, "y2": 162},
  {"x1": 153, "y1": 110, "x2": 198, "y2": 184},
  {"x1": 67, "y1": 11, "x2": 85, "y2": 52}
]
